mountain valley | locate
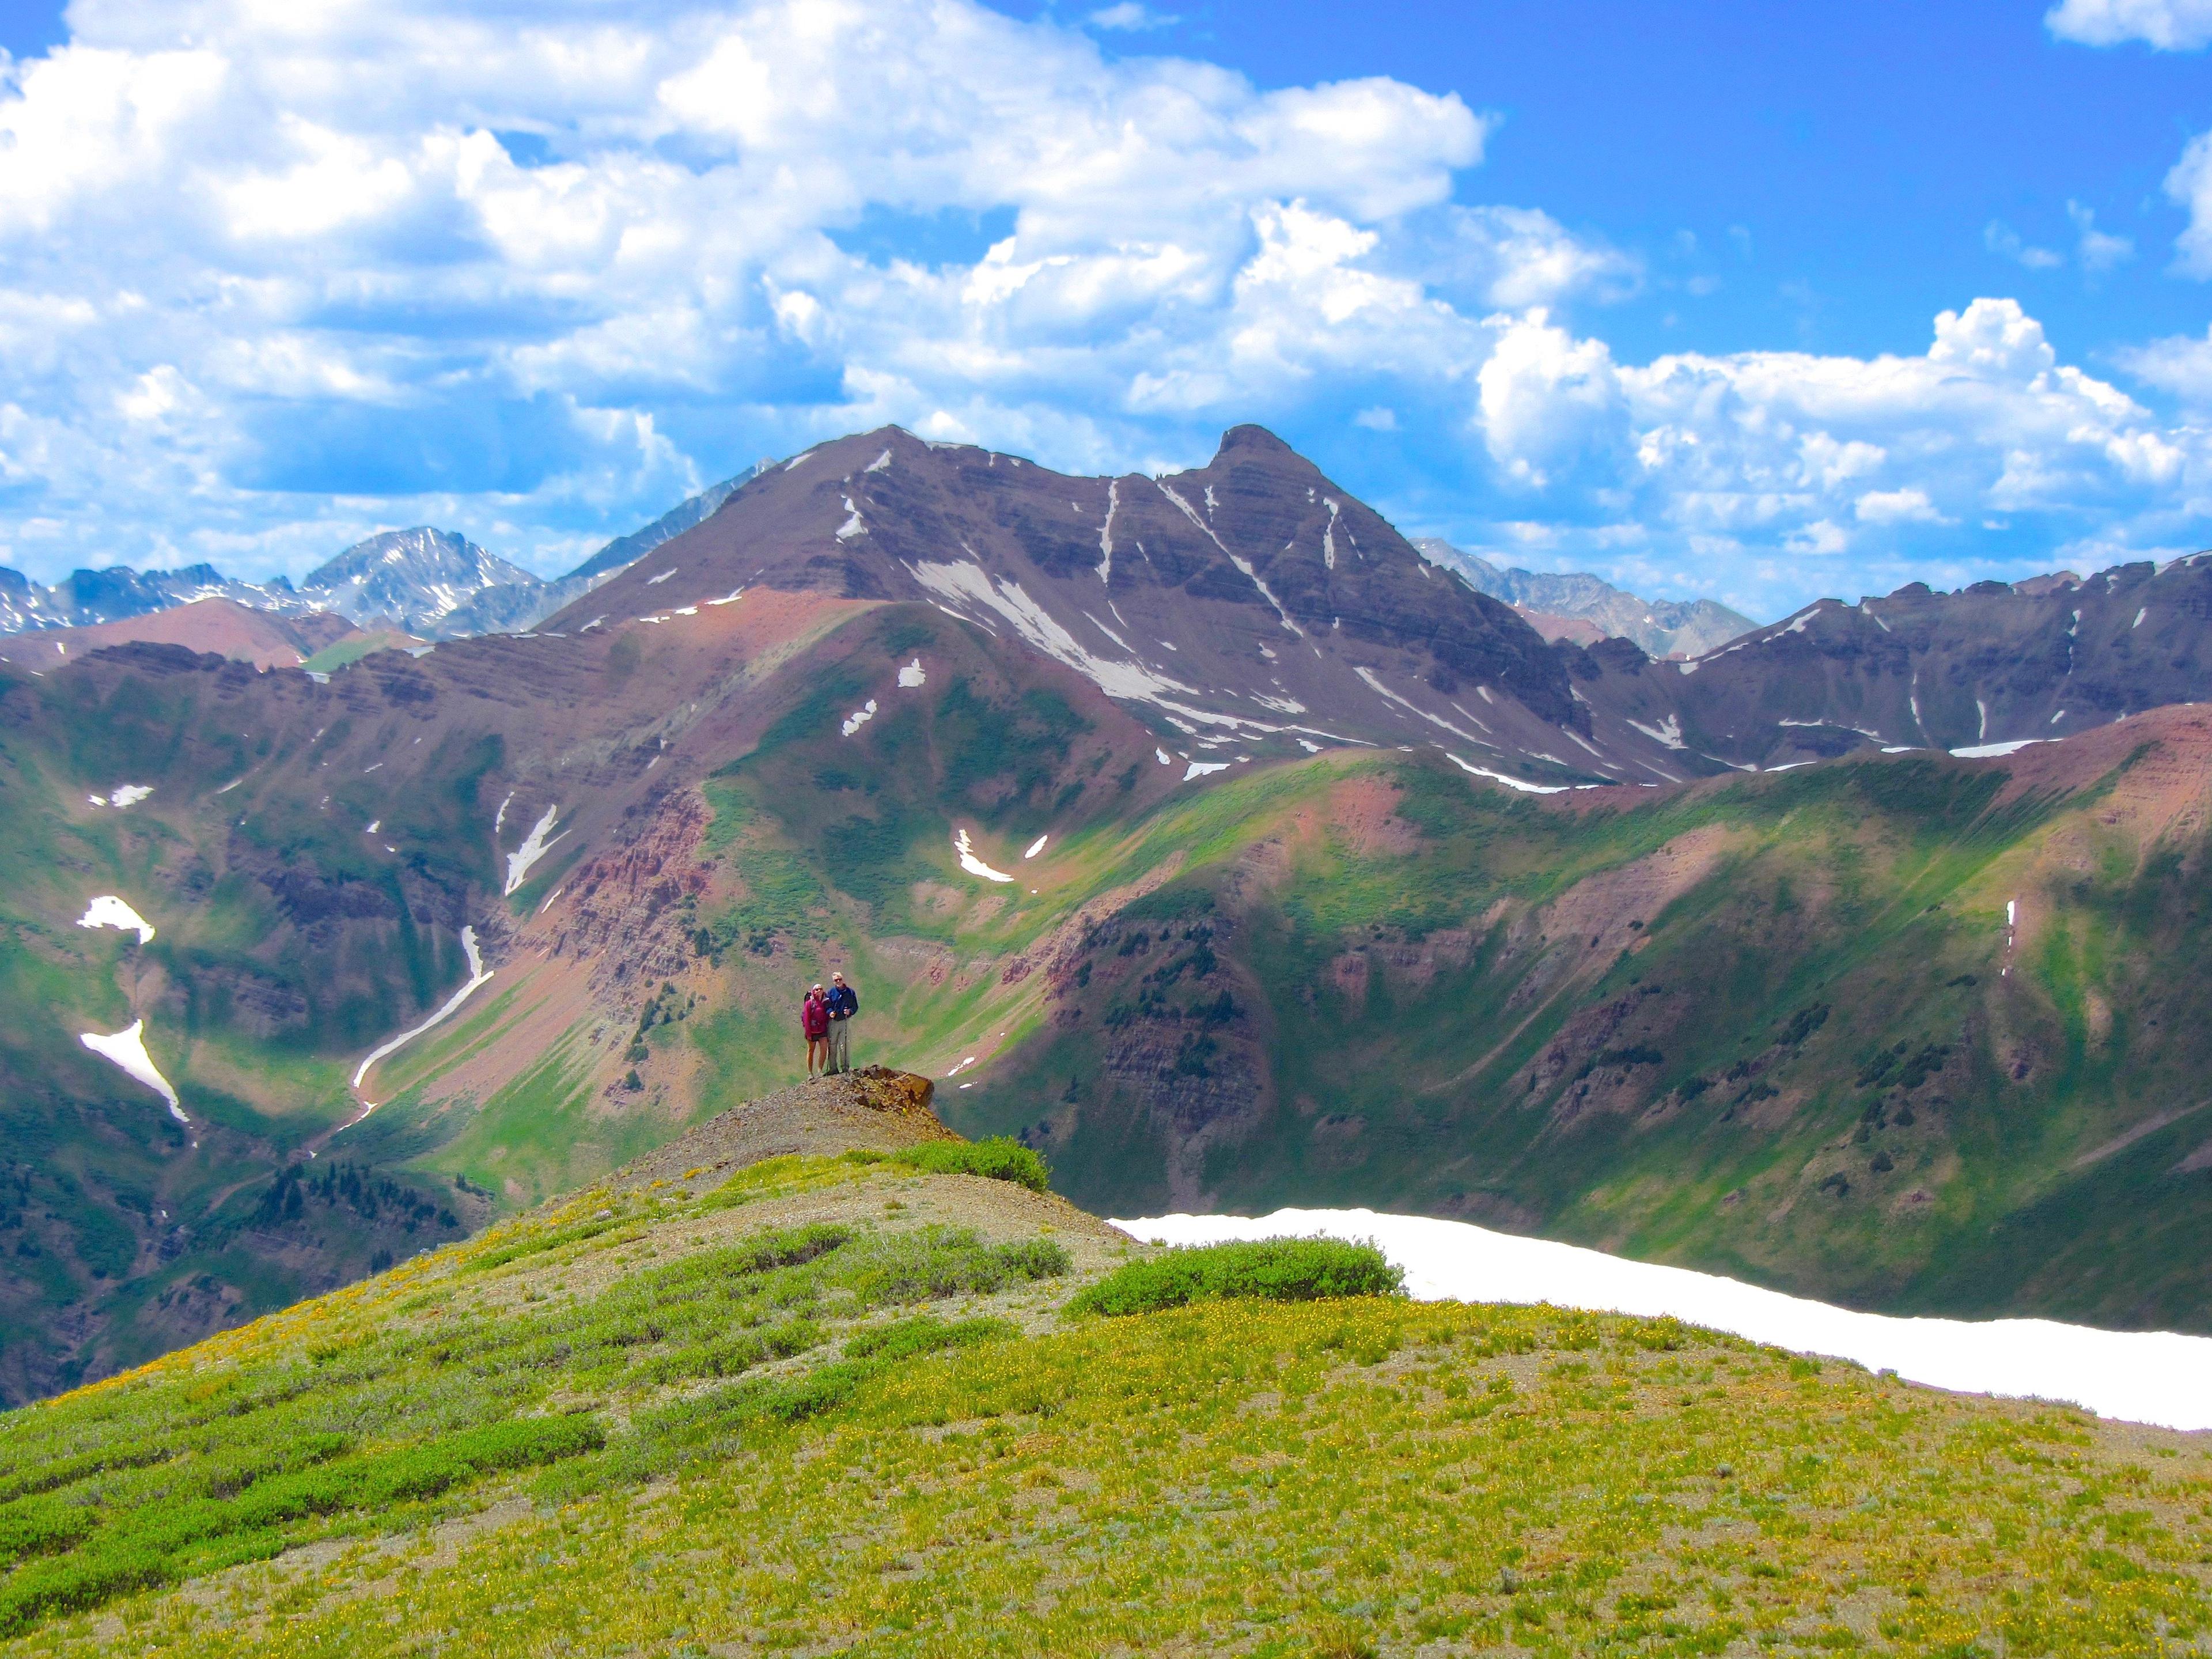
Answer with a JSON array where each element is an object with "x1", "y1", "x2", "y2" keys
[{"x1": 5, "y1": 424, "x2": 2212, "y2": 1403}]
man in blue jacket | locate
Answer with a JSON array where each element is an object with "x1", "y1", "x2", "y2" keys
[{"x1": 824, "y1": 971, "x2": 859, "y2": 1074}]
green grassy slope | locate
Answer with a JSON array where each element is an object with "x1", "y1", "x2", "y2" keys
[
  {"x1": 0, "y1": 657, "x2": 497, "y2": 1401},
  {"x1": 1, "y1": 1145, "x2": 2207, "y2": 1656},
  {"x1": 13, "y1": 606, "x2": 2212, "y2": 1405},
  {"x1": 691, "y1": 700, "x2": 2212, "y2": 1330}
]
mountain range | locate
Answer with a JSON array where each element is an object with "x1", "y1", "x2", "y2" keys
[
  {"x1": 6, "y1": 422, "x2": 2212, "y2": 1404},
  {"x1": 0, "y1": 465, "x2": 763, "y2": 648},
  {"x1": 1415, "y1": 539, "x2": 1756, "y2": 658}
]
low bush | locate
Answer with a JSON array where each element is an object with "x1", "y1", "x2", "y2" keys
[
  {"x1": 847, "y1": 1137, "x2": 1051, "y2": 1192},
  {"x1": 844, "y1": 1315, "x2": 1016, "y2": 1362},
  {"x1": 847, "y1": 1227, "x2": 1070, "y2": 1304},
  {"x1": 1067, "y1": 1238, "x2": 1403, "y2": 1317},
  {"x1": 0, "y1": 1415, "x2": 602, "y2": 1637}
]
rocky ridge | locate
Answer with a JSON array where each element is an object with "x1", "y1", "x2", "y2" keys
[
  {"x1": 1415, "y1": 538, "x2": 1757, "y2": 660},
  {"x1": 1571, "y1": 554, "x2": 2212, "y2": 769}
]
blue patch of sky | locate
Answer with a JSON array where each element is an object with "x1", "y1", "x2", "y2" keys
[
  {"x1": 492, "y1": 130, "x2": 559, "y2": 169},
  {"x1": 231, "y1": 393, "x2": 584, "y2": 497},
  {"x1": 0, "y1": 0, "x2": 65, "y2": 59},
  {"x1": 827, "y1": 203, "x2": 1021, "y2": 270}
]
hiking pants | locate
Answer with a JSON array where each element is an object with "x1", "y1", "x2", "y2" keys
[{"x1": 827, "y1": 1020, "x2": 851, "y2": 1073}]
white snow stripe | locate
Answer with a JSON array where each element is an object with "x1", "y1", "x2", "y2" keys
[
  {"x1": 503, "y1": 805, "x2": 565, "y2": 895},
  {"x1": 954, "y1": 828, "x2": 1014, "y2": 883},
  {"x1": 1156, "y1": 482, "x2": 1304, "y2": 636},
  {"x1": 1114, "y1": 1208, "x2": 2212, "y2": 1434},
  {"x1": 81, "y1": 1020, "x2": 187, "y2": 1124},
  {"x1": 347, "y1": 926, "x2": 493, "y2": 1107}
]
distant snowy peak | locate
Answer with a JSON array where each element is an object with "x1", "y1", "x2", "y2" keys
[
  {"x1": 0, "y1": 563, "x2": 304, "y2": 635},
  {"x1": 1415, "y1": 540, "x2": 1755, "y2": 661},
  {"x1": 0, "y1": 476, "x2": 784, "y2": 646},
  {"x1": 301, "y1": 529, "x2": 543, "y2": 637}
]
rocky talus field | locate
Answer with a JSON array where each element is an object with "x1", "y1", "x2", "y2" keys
[{"x1": 2, "y1": 1075, "x2": 2209, "y2": 1658}]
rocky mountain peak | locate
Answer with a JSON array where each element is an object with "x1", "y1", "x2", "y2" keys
[
  {"x1": 300, "y1": 528, "x2": 541, "y2": 635},
  {"x1": 1213, "y1": 423, "x2": 1303, "y2": 462},
  {"x1": 551, "y1": 423, "x2": 1647, "y2": 778}
]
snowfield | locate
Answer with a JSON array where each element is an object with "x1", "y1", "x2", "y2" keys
[
  {"x1": 80, "y1": 1020, "x2": 188, "y2": 1125},
  {"x1": 503, "y1": 805, "x2": 565, "y2": 896},
  {"x1": 1113, "y1": 1209, "x2": 2212, "y2": 1433},
  {"x1": 77, "y1": 896, "x2": 154, "y2": 944},
  {"x1": 347, "y1": 926, "x2": 493, "y2": 1109},
  {"x1": 953, "y1": 828, "x2": 1014, "y2": 883}
]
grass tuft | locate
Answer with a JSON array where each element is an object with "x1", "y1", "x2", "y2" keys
[
  {"x1": 846, "y1": 1136, "x2": 1052, "y2": 1192},
  {"x1": 1066, "y1": 1237, "x2": 1404, "y2": 1317}
]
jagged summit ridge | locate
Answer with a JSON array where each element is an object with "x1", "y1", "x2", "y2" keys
[
  {"x1": 556, "y1": 424, "x2": 1662, "y2": 781},
  {"x1": 300, "y1": 528, "x2": 539, "y2": 635},
  {"x1": 1416, "y1": 539, "x2": 1756, "y2": 661}
]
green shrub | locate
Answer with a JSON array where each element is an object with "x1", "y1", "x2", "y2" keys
[
  {"x1": 844, "y1": 1315, "x2": 1016, "y2": 1362},
  {"x1": 848, "y1": 1227, "x2": 1070, "y2": 1304},
  {"x1": 0, "y1": 1494, "x2": 96, "y2": 1567},
  {"x1": 1067, "y1": 1238, "x2": 1404, "y2": 1318},
  {"x1": 848, "y1": 1137, "x2": 1052, "y2": 1192}
]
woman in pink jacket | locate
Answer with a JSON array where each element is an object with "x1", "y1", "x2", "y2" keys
[{"x1": 801, "y1": 984, "x2": 831, "y2": 1078}]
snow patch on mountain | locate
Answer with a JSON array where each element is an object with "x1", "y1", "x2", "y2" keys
[
  {"x1": 1157, "y1": 483, "x2": 1304, "y2": 637},
  {"x1": 78, "y1": 896, "x2": 155, "y2": 944},
  {"x1": 1353, "y1": 668, "x2": 1487, "y2": 745},
  {"x1": 1115, "y1": 1208, "x2": 2212, "y2": 1433},
  {"x1": 1447, "y1": 753, "x2": 1568, "y2": 794},
  {"x1": 347, "y1": 926, "x2": 493, "y2": 1109},
  {"x1": 503, "y1": 805, "x2": 565, "y2": 895},
  {"x1": 1950, "y1": 738, "x2": 2044, "y2": 758},
  {"x1": 953, "y1": 829, "x2": 1013, "y2": 883},
  {"x1": 1628, "y1": 714, "x2": 1685, "y2": 749},
  {"x1": 81, "y1": 1020, "x2": 187, "y2": 1124}
]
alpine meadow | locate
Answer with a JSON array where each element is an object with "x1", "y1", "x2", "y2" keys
[{"x1": 4, "y1": 0, "x2": 2212, "y2": 1652}]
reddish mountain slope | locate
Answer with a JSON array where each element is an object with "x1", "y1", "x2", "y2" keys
[
  {"x1": 550, "y1": 426, "x2": 1691, "y2": 786},
  {"x1": 0, "y1": 599, "x2": 361, "y2": 672},
  {"x1": 1571, "y1": 557, "x2": 2212, "y2": 771}
]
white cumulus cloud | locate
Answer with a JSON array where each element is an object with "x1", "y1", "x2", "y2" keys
[
  {"x1": 1460, "y1": 297, "x2": 2208, "y2": 612},
  {"x1": 0, "y1": 0, "x2": 1490, "y2": 580},
  {"x1": 0, "y1": 0, "x2": 2203, "y2": 622},
  {"x1": 2047, "y1": 0, "x2": 2212, "y2": 48}
]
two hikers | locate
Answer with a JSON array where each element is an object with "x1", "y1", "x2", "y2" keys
[{"x1": 801, "y1": 971, "x2": 861, "y2": 1078}]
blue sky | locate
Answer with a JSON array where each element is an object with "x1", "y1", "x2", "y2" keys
[{"x1": 1, "y1": 0, "x2": 2210, "y2": 617}]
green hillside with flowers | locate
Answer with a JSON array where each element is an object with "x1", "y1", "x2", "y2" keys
[{"x1": 1, "y1": 1086, "x2": 2207, "y2": 1657}]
